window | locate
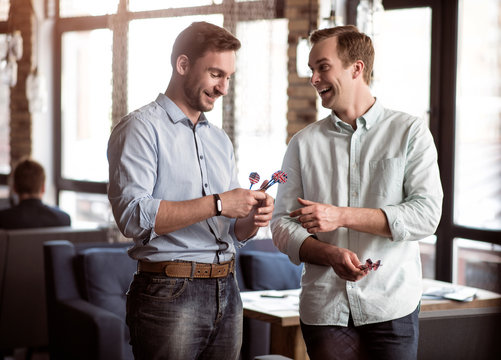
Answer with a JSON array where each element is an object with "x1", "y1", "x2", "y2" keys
[
  {"x1": 371, "y1": 4, "x2": 434, "y2": 278},
  {"x1": 234, "y1": 19, "x2": 288, "y2": 198},
  {"x1": 61, "y1": 29, "x2": 112, "y2": 183},
  {"x1": 0, "y1": 1, "x2": 10, "y2": 180},
  {"x1": 0, "y1": 0, "x2": 9, "y2": 21},
  {"x1": 455, "y1": 0, "x2": 501, "y2": 231},
  {"x1": 59, "y1": 0, "x2": 119, "y2": 17},
  {"x1": 56, "y1": 0, "x2": 286, "y2": 226},
  {"x1": 449, "y1": 0, "x2": 501, "y2": 290}
]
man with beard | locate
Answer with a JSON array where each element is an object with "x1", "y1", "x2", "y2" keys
[
  {"x1": 107, "y1": 22, "x2": 274, "y2": 360},
  {"x1": 271, "y1": 25, "x2": 443, "y2": 360}
]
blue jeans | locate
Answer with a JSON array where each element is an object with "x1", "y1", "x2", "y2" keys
[
  {"x1": 126, "y1": 271, "x2": 243, "y2": 360},
  {"x1": 301, "y1": 305, "x2": 420, "y2": 360}
]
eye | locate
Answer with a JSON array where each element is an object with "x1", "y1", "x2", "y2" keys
[{"x1": 319, "y1": 64, "x2": 330, "y2": 72}]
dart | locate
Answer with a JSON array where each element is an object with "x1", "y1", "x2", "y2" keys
[
  {"x1": 359, "y1": 258, "x2": 382, "y2": 272},
  {"x1": 261, "y1": 170, "x2": 288, "y2": 191},
  {"x1": 248, "y1": 172, "x2": 260, "y2": 189}
]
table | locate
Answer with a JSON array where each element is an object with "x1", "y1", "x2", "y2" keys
[{"x1": 241, "y1": 279, "x2": 501, "y2": 360}]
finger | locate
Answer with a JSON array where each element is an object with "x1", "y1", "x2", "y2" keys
[
  {"x1": 297, "y1": 197, "x2": 316, "y2": 206},
  {"x1": 289, "y1": 208, "x2": 304, "y2": 218},
  {"x1": 306, "y1": 226, "x2": 318, "y2": 234},
  {"x1": 252, "y1": 190, "x2": 267, "y2": 200}
]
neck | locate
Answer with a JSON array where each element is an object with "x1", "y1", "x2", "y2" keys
[
  {"x1": 165, "y1": 84, "x2": 201, "y2": 126},
  {"x1": 335, "y1": 88, "x2": 375, "y2": 129},
  {"x1": 18, "y1": 194, "x2": 42, "y2": 201}
]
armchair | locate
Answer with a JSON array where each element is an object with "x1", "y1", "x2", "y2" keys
[{"x1": 44, "y1": 240, "x2": 135, "y2": 360}]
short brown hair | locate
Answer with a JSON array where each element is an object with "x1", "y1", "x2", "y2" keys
[
  {"x1": 13, "y1": 158, "x2": 45, "y2": 195},
  {"x1": 171, "y1": 21, "x2": 241, "y2": 68},
  {"x1": 309, "y1": 25, "x2": 375, "y2": 85}
]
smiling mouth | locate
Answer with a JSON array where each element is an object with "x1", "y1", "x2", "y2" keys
[
  {"x1": 204, "y1": 91, "x2": 218, "y2": 101},
  {"x1": 318, "y1": 87, "x2": 332, "y2": 96}
]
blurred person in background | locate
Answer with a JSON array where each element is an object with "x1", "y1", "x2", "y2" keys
[{"x1": 0, "y1": 158, "x2": 71, "y2": 229}]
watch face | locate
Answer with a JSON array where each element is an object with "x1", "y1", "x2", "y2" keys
[{"x1": 217, "y1": 199, "x2": 222, "y2": 212}]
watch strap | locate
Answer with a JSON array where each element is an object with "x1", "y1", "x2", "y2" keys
[{"x1": 213, "y1": 194, "x2": 222, "y2": 216}]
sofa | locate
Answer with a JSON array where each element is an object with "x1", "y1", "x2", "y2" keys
[
  {"x1": 42, "y1": 238, "x2": 301, "y2": 360},
  {"x1": 0, "y1": 226, "x2": 109, "y2": 354}
]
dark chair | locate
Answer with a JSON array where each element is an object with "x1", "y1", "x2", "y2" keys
[
  {"x1": 0, "y1": 226, "x2": 108, "y2": 354},
  {"x1": 44, "y1": 240, "x2": 135, "y2": 360}
]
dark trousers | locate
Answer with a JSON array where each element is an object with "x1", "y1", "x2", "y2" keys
[
  {"x1": 301, "y1": 305, "x2": 420, "y2": 360},
  {"x1": 126, "y1": 271, "x2": 243, "y2": 360}
]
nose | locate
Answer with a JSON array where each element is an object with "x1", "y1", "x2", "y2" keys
[
  {"x1": 310, "y1": 71, "x2": 320, "y2": 86},
  {"x1": 215, "y1": 78, "x2": 229, "y2": 96}
]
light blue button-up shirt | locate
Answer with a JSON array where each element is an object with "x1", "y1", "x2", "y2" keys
[
  {"x1": 107, "y1": 94, "x2": 240, "y2": 263},
  {"x1": 271, "y1": 99, "x2": 443, "y2": 326}
]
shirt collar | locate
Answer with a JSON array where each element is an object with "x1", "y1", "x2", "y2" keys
[
  {"x1": 155, "y1": 93, "x2": 210, "y2": 127},
  {"x1": 330, "y1": 97, "x2": 382, "y2": 131},
  {"x1": 359, "y1": 97, "x2": 382, "y2": 130}
]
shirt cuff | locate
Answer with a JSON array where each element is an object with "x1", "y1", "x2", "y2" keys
[
  {"x1": 271, "y1": 218, "x2": 310, "y2": 265},
  {"x1": 141, "y1": 198, "x2": 162, "y2": 243},
  {"x1": 381, "y1": 205, "x2": 410, "y2": 242}
]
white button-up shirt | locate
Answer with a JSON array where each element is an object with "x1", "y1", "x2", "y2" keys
[{"x1": 271, "y1": 99, "x2": 443, "y2": 326}]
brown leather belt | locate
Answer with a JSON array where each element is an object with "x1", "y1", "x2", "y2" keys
[{"x1": 138, "y1": 259, "x2": 234, "y2": 279}]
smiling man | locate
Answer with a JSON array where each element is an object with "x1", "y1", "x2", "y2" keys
[
  {"x1": 107, "y1": 22, "x2": 274, "y2": 360},
  {"x1": 271, "y1": 25, "x2": 443, "y2": 360}
]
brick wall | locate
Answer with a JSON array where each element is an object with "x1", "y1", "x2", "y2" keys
[
  {"x1": 8, "y1": 0, "x2": 34, "y2": 168},
  {"x1": 285, "y1": 0, "x2": 319, "y2": 143}
]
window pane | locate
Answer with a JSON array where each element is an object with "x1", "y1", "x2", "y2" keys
[
  {"x1": 59, "y1": 190, "x2": 111, "y2": 227},
  {"x1": 0, "y1": 57, "x2": 9, "y2": 174},
  {"x1": 59, "y1": 0, "x2": 119, "y2": 17},
  {"x1": 0, "y1": 0, "x2": 9, "y2": 21},
  {"x1": 420, "y1": 235, "x2": 436, "y2": 279},
  {"x1": 128, "y1": 0, "x2": 221, "y2": 12},
  {"x1": 454, "y1": 238, "x2": 501, "y2": 293},
  {"x1": 372, "y1": 7, "x2": 431, "y2": 121},
  {"x1": 128, "y1": 14, "x2": 224, "y2": 126},
  {"x1": 234, "y1": 19, "x2": 287, "y2": 199},
  {"x1": 61, "y1": 29, "x2": 112, "y2": 182},
  {"x1": 455, "y1": 0, "x2": 501, "y2": 230}
]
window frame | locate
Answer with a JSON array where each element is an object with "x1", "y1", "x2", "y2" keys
[
  {"x1": 383, "y1": 0, "x2": 501, "y2": 282},
  {"x1": 53, "y1": 1, "x2": 284, "y2": 198},
  {"x1": 0, "y1": 20, "x2": 9, "y2": 186}
]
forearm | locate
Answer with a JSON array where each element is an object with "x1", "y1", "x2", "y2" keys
[
  {"x1": 299, "y1": 236, "x2": 336, "y2": 265},
  {"x1": 154, "y1": 196, "x2": 216, "y2": 235},
  {"x1": 234, "y1": 216, "x2": 259, "y2": 242},
  {"x1": 341, "y1": 207, "x2": 391, "y2": 237}
]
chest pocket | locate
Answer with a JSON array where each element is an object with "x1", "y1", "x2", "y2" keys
[{"x1": 369, "y1": 157, "x2": 404, "y2": 198}]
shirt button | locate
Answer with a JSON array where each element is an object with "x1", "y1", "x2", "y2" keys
[
  {"x1": 204, "y1": 183, "x2": 208, "y2": 188},
  {"x1": 200, "y1": 155, "x2": 204, "y2": 160}
]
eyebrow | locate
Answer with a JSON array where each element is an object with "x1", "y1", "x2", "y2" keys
[
  {"x1": 308, "y1": 57, "x2": 329, "y2": 69},
  {"x1": 208, "y1": 67, "x2": 227, "y2": 75}
]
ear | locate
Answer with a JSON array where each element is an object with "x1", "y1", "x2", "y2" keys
[
  {"x1": 352, "y1": 60, "x2": 364, "y2": 80},
  {"x1": 176, "y1": 55, "x2": 190, "y2": 75}
]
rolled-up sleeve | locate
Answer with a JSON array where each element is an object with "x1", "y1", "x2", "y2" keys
[
  {"x1": 107, "y1": 115, "x2": 161, "y2": 243},
  {"x1": 271, "y1": 135, "x2": 311, "y2": 265},
  {"x1": 381, "y1": 119, "x2": 443, "y2": 242}
]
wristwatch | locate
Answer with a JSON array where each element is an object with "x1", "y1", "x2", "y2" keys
[{"x1": 213, "y1": 194, "x2": 222, "y2": 216}]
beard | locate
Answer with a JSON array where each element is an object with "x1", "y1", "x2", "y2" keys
[{"x1": 183, "y1": 73, "x2": 217, "y2": 113}]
